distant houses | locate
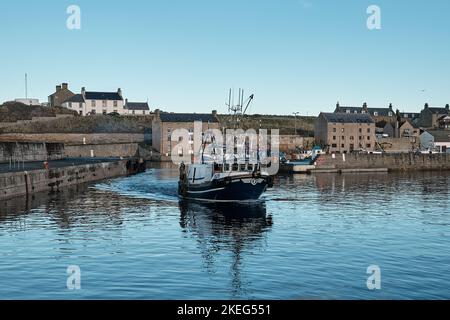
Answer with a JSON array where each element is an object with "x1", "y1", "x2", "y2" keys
[
  {"x1": 56, "y1": 84, "x2": 152, "y2": 116},
  {"x1": 419, "y1": 103, "x2": 450, "y2": 128},
  {"x1": 315, "y1": 112, "x2": 376, "y2": 153},
  {"x1": 317, "y1": 100, "x2": 450, "y2": 153}
]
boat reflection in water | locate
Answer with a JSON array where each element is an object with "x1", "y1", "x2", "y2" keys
[{"x1": 178, "y1": 200, "x2": 273, "y2": 297}]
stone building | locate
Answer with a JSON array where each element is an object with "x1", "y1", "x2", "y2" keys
[
  {"x1": 81, "y1": 87, "x2": 125, "y2": 115},
  {"x1": 152, "y1": 109, "x2": 220, "y2": 156},
  {"x1": 48, "y1": 83, "x2": 75, "y2": 107},
  {"x1": 124, "y1": 100, "x2": 150, "y2": 115},
  {"x1": 419, "y1": 103, "x2": 450, "y2": 128},
  {"x1": 61, "y1": 94, "x2": 85, "y2": 115},
  {"x1": 315, "y1": 112, "x2": 376, "y2": 153}
]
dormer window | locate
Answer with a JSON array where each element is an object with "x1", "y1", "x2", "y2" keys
[
  {"x1": 388, "y1": 112, "x2": 393, "y2": 116},
  {"x1": 354, "y1": 110, "x2": 358, "y2": 114},
  {"x1": 374, "y1": 112, "x2": 378, "y2": 117},
  {"x1": 346, "y1": 110, "x2": 351, "y2": 114}
]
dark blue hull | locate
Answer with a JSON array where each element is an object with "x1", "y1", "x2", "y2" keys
[{"x1": 179, "y1": 177, "x2": 271, "y2": 202}]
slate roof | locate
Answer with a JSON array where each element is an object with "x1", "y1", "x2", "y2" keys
[
  {"x1": 125, "y1": 102, "x2": 150, "y2": 111},
  {"x1": 335, "y1": 106, "x2": 363, "y2": 113},
  {"x1": 427, "y1": 107, "x2": 448, "y2": 114},
  {"x1": 366, "y1": 107, "x2": 394, "y2": 117},
  {"x1": 321, "y1": 113, "x2": 374, "y2": 124},
  {"x1": 159, "y1": 113, "x2": 219, "y2": 123},
  {"x1": 84, "y1": 91, "x2": 123, "y2": 101},
  {"x1": 426, "y1": 130, "x2": 450, "y2": 142},
  {"x1": 62, "y1": 94, "x2": 85, "y2": 103}
]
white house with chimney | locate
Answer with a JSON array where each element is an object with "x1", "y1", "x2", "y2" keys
[
  {"x1": 82, "y1": 87, "x2": 125, "y2": 115},
  {"x1": 62, "y1": 87, "x2": 125, "y2": 115}
]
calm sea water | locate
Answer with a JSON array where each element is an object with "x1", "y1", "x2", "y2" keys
[{"x1": 0, "y1": 164, "x2": 449, "y2": 300}]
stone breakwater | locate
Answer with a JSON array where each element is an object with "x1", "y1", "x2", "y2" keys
[
  {"x1": 314, "y1": 153, "x2": 450, "y2": 172},
  {"x1": 0, "y1": 159, "x2": 145, "y2": 201}
]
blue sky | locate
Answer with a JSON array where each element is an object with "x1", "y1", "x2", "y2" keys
[{"x1": 0, "y1": 0, "x2": 449, "y2": 115}]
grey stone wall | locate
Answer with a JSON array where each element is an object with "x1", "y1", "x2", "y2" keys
[{"x1": 315, "y1": 153, "x2": 450, "y2": 171}]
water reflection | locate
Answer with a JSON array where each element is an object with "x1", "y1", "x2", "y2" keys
[{"x1": 179, "y1": 201, "x2": 273, "y2": 298}]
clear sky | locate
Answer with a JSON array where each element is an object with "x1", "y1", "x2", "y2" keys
[{"x1": 0, "y1": 0, "x2": 449, "y2": 115}]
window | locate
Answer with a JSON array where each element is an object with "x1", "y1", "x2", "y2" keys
[
  {"x1": 91, "y1": 100, "x2": 96, "y2": 107},
  {"x1": 79, "y1": 111, "x2": 83, "y2": 116},
  {"x1": 341, "y1": 136, "x2": 345, "y2": 140},
  {"x1": 113, "y1": 110, "x2": 118, "y2": 113},
  {"x1": 68, "y1": 102, "x2": 72, "y2": 108},
  {"x1": 346, "y1": 109, "x2": 351, "y2": 114},
  {"x1": 333, "y1": 128, "x2": 337, "y2": 133},
  {"x1": 143, "y1": 111, "x2": 146, "y2": 115},
  {"x1": 113, "y1": 100, "x2": 118, "y2": 107},
  {"x1": 374, "y1": 112, "x2": 378, "y2": 117},
  {"x1": 367, "y1": 136, "x2": 371, "y2": 140},
  {"x1": 388, "y1": 112, "x2": 393, "y2": 116},
  {"x1": 332, "y1": 144, "x2": 337, "y2": 148},
  {"x1": 354, "y1": 110, "x2": 358, "y2": 114},
  {"x1": 102, "y1": 100, "x2": 107, "y2": 108},
  {"x1": 132, "y1": 110, "x2": 135, "y2": 115},
  {"x1": 341, "y1": 144, "x2": 345, "y2": 148},
  {"x1": 404, "y1": 114, "x2": 409, "y2": 118},
  {"x1": 79, "y1": 103, "x2": 83, "y2": 108},
  {"x1": 359, "y1": 128, "x2": 362, "y2": 133},
  {"x1": 367, "y1": 144, "x2": 371, "y2": 148},
  {"x1": 91, "y1": 110, "x2": 96, "y2": 115},
  {"x1": 350, "y1": 136, "x2": 354, "y2": 140},
  {"x1": 359, "y1": 136, "x2": 363, "y2": 140},
  {"x1": 333, "y1": 136, "x2": 336, "y2": 140},
  {"x1": 102, "y1": 110, "x2": 107, "y2": 115},
  {"x1": 367, "y1": 128, "x2": 371, "y2": 133},
  {"x1": 167, "y1": 129, "x2": 171, "y2": 141}
]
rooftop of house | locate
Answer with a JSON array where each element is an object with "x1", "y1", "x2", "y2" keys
[
  {"x1": 63, "y1": 94, "x2": 85, "y2": 104},
  {"x1": 320, "y1": 112, "x2": 374, "y2": 124},
  {"x1": 84, "y1": 91, "x2": 123, "y2": 101},
  {"x1": 423, "y1": 103, "x2": 449, "y2": 114},
  {"x1": 425, "y1": 130, "x2": 450, "y2": 142},
  {"x1": 125, "y1": 102, "x2": 150, "y2": 111},
  {"x1": 335, "y1": 103, "x2": 395, "y2": 116},
  {"x1": 158, "y1": 112, "x2": 219, "y2": 123}
]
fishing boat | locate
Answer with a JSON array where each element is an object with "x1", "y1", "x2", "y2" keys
[
  {"x1": 178, "y1": 90, "x2": 274, "y2": 202},
  {"x1": 178, "y1": 162, "x2": 273, "y2": 202}
]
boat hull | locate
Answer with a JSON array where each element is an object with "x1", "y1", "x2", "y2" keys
[{"x1": 179, "y1": 177, "x2": 270, "y2": 202}]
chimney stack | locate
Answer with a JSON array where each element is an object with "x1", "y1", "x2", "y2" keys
[
  {"x1": 154, "y1": 109, "x2": 161, "y2": 119},
  {"x1": 212, "y1": 110, "x2": 217, "y2": 117},
  {"x1": 446, "y1": 104, "x2": 449, "y2": 112},
  {"x1": 118, "y1": 88, "x2": 122, "y2": 98},
  {"x1": 62, "y1": 83, "x2": 68, "y2": 90},
  {"x1": 56, "y1": 85, "x2": 62, "y2": 92},
  {"x1": 424, "y1": 103, "x2": 429, "y2": 109},
  {"x1": 81, "y1": 87, "x2": 86, "y2": 96}
]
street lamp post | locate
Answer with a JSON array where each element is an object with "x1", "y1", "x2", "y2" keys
[{"x1": 293, "y1": 112, "x2": 300, "y2": 135}]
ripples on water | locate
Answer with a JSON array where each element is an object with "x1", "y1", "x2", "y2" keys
[{"x1": 0, "y1": 163, "x2": 449, "y2": 299}]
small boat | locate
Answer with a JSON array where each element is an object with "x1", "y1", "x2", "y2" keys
[{"x1": 178, "y1": 162, "x2": 273, "y2": 202}]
